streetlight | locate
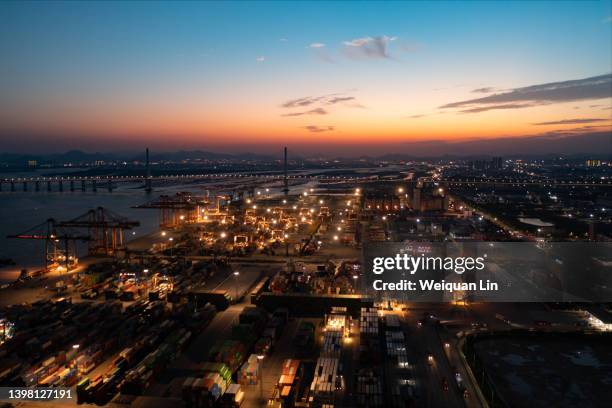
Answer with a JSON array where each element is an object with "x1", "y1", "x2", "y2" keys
[
  {"x1": 257, "y1": 354, "x2": 265, "y2": 399},
  {"x1": 143, "y1": 269, "x2": 150, "y2": 297},
  {"x1": 72, "y1": 344, "x2": 80, "y2": 350},
  {"x1": 168, "y1": 237, "x2": 174, "y2": 256},
  {"x1": 284, "y1": 234, "x2": 290, "y2": 256},
  {"x1": 161, "y1": 231, "x2": 166, "y2": 236},
  {"x1": 233, "y1": 271, "x2": 240, "y2": 303}
]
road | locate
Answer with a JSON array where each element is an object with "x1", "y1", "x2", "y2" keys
[{"x1": 401, "y1": 304, "x2": 482, "y2": 408}]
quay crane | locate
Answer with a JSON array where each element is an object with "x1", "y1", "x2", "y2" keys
[
  {"x1": 7, "y1": 219, "x2": 90, "y2": 274},
  {"x1": 8, "y1": 207, "x2": 140, "y2": 274},
  {"x1": 58, "y1": 207, "x2": 140, "y2": 255},
  {"x1": 134, "y1": 192, "x2": 207, "y2": 228}
]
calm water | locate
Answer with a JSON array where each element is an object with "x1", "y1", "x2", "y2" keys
[{"x1": 0, "y1": 177, "x2": 204, "y2": 282}]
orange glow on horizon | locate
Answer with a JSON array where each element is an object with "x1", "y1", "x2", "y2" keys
[{"x1": 3, "y1": 92, "x2": 610, "y2": 149}]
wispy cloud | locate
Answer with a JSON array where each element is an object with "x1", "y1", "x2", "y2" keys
[
  {"x1": 407, "y1": 114, "x2": 427, "y2": 119},
  {"x1": 308, "y1": 44, "x2": 335, "y2": 63},
  {"x1": 302, "y1": 125, "x2": 335, "y2": 133},
  {"x1": 306, "y1": 35, "x2": 417, "y2": 63},
  {"x1": 471, "y1": 87, "x2": 496, "y2": 94},
  {"x1": 281, "y1": 93, "x2": 360, "y2": 109},
  {"x1": 531, "y1": 118, "x2": 610, "y2": 126},
  {"x1": 342, "y1": 35, "x2": 397, "y2": 59},
  {"x1": 325, "y1": 96, "x2": 356, "y2": 105},
  {"x1": 255, "y1": 56, "x2": 265, "y2": 62},
  {"x1": 540, "y1": 126, "x2": 611, "y2": 137},
  {"x1": 441, "y1": 73, "x2": 612, "y2": 113},
  {"x1": 279, "y1": 38, "x2": 288, "y2": 42},
  {"x1": 281, "y1": 108, "x2": 328, "y2": 117},
  {"x1": 459, "y1": 103, "x2": 534, "y2": 114},
  {"x1": 282, "y1": 96, "x2": 325, "y2": 109},
  {"x1": 603, "y1": 16, "x2": 612, "y2": 23}
]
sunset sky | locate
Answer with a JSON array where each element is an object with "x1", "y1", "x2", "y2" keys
[{"x1": 0, "y1": 1, "x2": 610, "y2": 155}]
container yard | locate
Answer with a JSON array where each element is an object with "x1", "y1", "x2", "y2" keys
[
  {"x1": 309, "y1": 357, "x2": 343, "y2": 406},
  {"x1": 0, "y1": 182, "x2": 371, "y2": 408},
  {"x1": 1, "y1": 175, "x2": 501, "y2": 408}
]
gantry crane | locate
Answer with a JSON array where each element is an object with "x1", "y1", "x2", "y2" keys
[
  {"x1": 7, "y1": 218, "x2": 90, "y2": 273},
  {"x1": 135, "y1": 192, "x2": 209, "y2": 228},
  {"x1": 58, "y1": 207, "x2": 140, "y2": 255}
]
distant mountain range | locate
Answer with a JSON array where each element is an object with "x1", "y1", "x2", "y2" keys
[
  {"x1": 0, "y1": 131, "x2": 610, "y2": 166},
  {"x1": 0, "y1": 150, "x2": 277, "y2": 166}
]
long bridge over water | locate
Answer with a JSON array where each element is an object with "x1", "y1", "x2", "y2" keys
[
  {"x1": 0, "y1": 171, "x2": 376, "y2": 193},
  {"x1": 1, "y1": 171, "x2": 609, "y2": 193}
]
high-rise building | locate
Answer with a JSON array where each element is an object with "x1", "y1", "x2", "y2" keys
[{"x1": 491, "y1": 156, "x2": 503, "y2": 170}]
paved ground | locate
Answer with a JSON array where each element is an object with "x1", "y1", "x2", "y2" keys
[
  {"x1": 145, "y1": 266, "x2": 266, "y2": 398},
  {"x1": 400, "y1": 304, "x2": 481, "y2": 408},
  {"x1": 146, "y1": 301, "x2": 243, "y2": 398},
  {"x1": 241, "y1": 318, "x2": 302, "y2": 407}
]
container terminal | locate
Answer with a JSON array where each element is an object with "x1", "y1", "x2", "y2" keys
[{"x1": 1, "y1": 152, "x2": 611, "y2": 408}]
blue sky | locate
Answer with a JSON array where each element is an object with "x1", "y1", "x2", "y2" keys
[{"x1": 0, "y1": 1, "x2": 610, "y2": 154}]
